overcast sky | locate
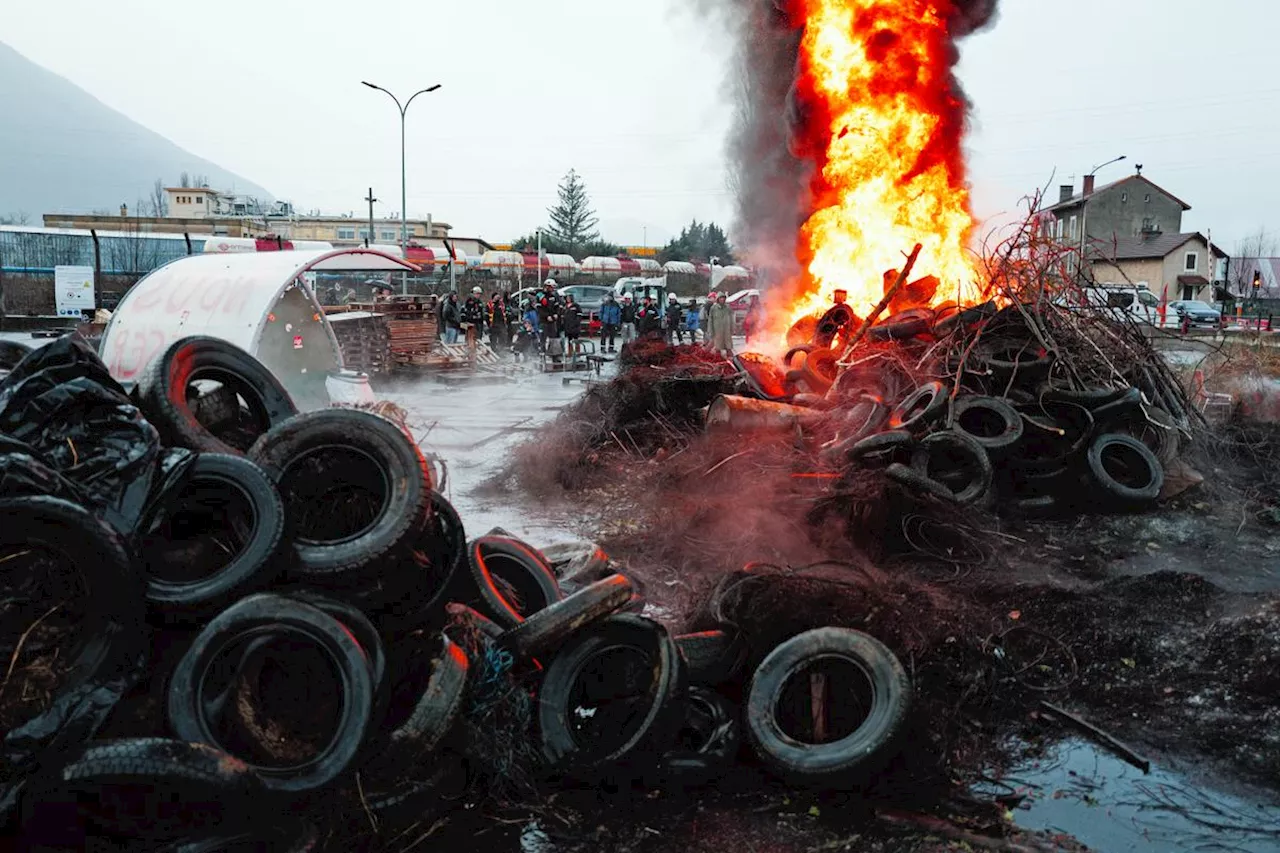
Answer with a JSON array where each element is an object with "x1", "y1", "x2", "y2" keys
[{"x1": 5, "y1": 0, "x2": 1276, "y2": 250}]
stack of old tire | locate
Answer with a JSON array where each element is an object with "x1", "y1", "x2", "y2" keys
[
  {"x1": 773, "y1": 303, "x2": 1182, "y2": 516},
  {"x1": 2, "y1": 335, "x2": 914, "y2": 851}
]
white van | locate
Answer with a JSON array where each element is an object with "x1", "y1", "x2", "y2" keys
[
  {"x1": 1067, "y1": 285, "x2": 1160, "y2": 325},
  {"x1": 613, "y1": 276, "x2": 670, "y2": 314}
]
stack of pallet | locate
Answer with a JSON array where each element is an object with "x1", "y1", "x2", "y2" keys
[{"x1": 327, "y1": 311, "x2": 392, "y2": 374}]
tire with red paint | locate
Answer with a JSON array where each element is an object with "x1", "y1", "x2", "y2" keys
[
  {"x1": 137, "y1": 336, "x2": 297, "y2": 455},
  {"x1": 459, "y1": 536, "x2": 562, "y2": 629}
]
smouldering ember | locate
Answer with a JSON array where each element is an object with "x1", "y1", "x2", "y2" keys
[{"x1": 784, "y1": 0, "x2": 993, "y2": 331}]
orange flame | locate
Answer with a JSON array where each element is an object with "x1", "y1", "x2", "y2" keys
[{"x1": 784, "y1": 0, "x2": 983, "y2": 331}]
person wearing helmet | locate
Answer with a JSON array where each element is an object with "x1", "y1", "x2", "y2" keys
[
  {"x1": 664, "y1": 292, "x2": 685, "y2": 345},
  {"x1": 460, "y1": 286, "x2": 486, "y2": 346},
  {"x1": 537, "y1": 280, "x2": 562, "y2": 349},
  {"x1": 619, "y1": 294, "x2": 637, "y2": 345}
]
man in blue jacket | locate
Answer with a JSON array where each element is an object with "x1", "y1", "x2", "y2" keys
[{"x1": 599, "y1": 293, "x2": 622, "y2": 353}]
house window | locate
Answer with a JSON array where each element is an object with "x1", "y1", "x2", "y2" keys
[
  {"x1": 1184, "y1": 252, "x2": 1198, "y2": 272},
  {"x1": 1056, "y1": 220, "x2": 1063, "y2": 239},
  {"x1": 358, "y1": 229, "x2": 370, "y2": 240},
  {"x1": 380, "y1": 230, "x2": 397, "y2": 241},
  {"x1": 336, "y1": 227, "x2": 356, "y2": 240},
  {"x1": 195, "y1": 196, "x2": 203, "y2": 204},
  {"x1": 1068, "y1": 216, "x2": 1078, "y2": 239},
  {"x1": 1121, "y1": 192, "x2": 1128, "y2": 203},
  {"x1": 1144, "y1": 194, "x2": 1151, "y2": 203}
]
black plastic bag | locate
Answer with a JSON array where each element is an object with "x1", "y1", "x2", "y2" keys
[
  {"x1": 0, "y1": 335, "x2": 191, "y2": 535},
  {"x1": 0, "y1": 437, "x2": 82, "y2": 501}
]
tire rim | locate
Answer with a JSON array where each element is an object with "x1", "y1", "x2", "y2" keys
[{"x1": 278, "y1": 444, "x2": 391, "y2": 547}]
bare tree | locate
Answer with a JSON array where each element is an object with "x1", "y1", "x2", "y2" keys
[
  {"x1": 179, "y1": 172, "x2": 191, "y2": 188},
  {"x1": 1230, "y1": 227, "x2": 1279, "y2": 297},
  {"x1": 192, "y1": 174, "x2": 210, "y2": 189},
  {"x1": 146, "y1": 178, "x2": 169, "y2": 218},
  {"x1": 0, "y1": 211, "x2": 31, "y2": 225}
]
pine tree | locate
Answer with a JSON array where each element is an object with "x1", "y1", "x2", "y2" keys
[{"x1": 546, "y1": 169, "x2": 600, "y2": 256}]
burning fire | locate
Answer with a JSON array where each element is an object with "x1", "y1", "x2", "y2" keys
[{"x1": 784, "y1": 0, "x2": 985, "y2": 331}]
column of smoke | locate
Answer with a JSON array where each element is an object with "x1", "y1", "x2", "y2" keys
[
  {"x1": 624, "y1": 0, "x2": 1005, "y2": 602},
  {"x1": 699, "y1": 0, "x2": 1000, "y2": 315}
]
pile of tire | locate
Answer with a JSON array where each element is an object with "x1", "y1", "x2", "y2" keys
[
  {"x1": 3, "y1": 335, "x2": 916, "y2": 850},
  {"x1": 792, "y1": 304, "x2": 1187, "y2": 516}
]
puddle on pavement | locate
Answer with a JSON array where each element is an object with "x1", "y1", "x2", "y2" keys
[{"x1": 991, "y1": 738, "x2": 1280, "y2": 853}]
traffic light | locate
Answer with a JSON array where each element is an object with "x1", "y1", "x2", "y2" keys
[{"x1": 1253, "y1": 270, "x2": 1262, "y2": 298}]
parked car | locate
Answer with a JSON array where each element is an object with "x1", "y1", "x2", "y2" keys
[
  {"x1": 1058, "y1": 286, "x2": 1160, "y2": 326},
  {"x1": 1168, "y1": 300, "x2": 1222, "y2": 327}
]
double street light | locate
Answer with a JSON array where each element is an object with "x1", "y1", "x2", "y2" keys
[{"x1": 361, "y1": 81, "x2": 442, "y2": 273}]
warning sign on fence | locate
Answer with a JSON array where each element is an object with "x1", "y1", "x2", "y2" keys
[{"x1": 54, "y1": 265, "x2": 95, "y2": 317}]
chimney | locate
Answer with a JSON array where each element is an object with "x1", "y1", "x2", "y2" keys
[
  {"x1": 1082, "y1": 174, "x2": 1096, "y2": 196},
  {"x1": 1059, "y1": 184, "x2": 1074, "y2": 204},
  {"x1": 120, "y1": 203, "x2": 128, "y2": 217}
]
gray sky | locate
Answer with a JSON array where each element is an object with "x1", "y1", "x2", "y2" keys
[{"x1": 6, "y1": 0, "x2": 1276, "y2": 250}]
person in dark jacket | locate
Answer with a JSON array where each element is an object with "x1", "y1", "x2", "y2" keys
[
  {"x1": 619, "y1": 295, "x2": 637, "y2": 344},
  {"x1": 635, "y1": 297, "x2": 662, "y2": 337},
  {"x1": 512, "y1": 319, "x2": 538, "y2": 362},
  {"x1": 598, "y1": 293, "x2": 622, "y2": 353},
  {"x1": 460, "y1": 287, "x2": 486, "y2": 344},
  {"x1": 560, "y1": 295, "x2": 584, "y2": 348},
  {"x1": 440, "y1": 292, "x2": 461, "y2": 344},
  {"x1": 487, "y1": 291, "x2": 510, "y2": 350},
  {"x1": 664, "y1": 294, "x2": 685, "y2": 345},
  {"x1": 538, "y1": 280, "x2": 561, "y2": 348}
]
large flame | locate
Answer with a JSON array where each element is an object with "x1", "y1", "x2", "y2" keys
[{"x1": 784, "y1": 0, "x2": 984, "y2": 330}]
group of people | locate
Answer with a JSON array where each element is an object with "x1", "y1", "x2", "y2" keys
[{"x1": 433, "y1": 280, "x2": 761, "y2": 361}]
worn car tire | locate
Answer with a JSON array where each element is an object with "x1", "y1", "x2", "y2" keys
[
  {"x1": 745, "y1": 627, "x2": 911, "y2": 785},
  {"x1": 460, "y1": 536, "x2": 562, "y2": 629},
  {"x1": 1086, "y1": 433, "x2": 1164, "y2": 507},
  {"x1": 1010, "y1": 401, "x2": 1096, "y2": 473},
  {"x1": 539, "y1": 614, "x2": 687, "y2": 773},
  {"x1": 799, "y1": 347, "x2": 839, "y2": 394},
  {"x1": 676, "y1": 630, "x2": 749, "y2": 686},
  {"x1": 0, "y1": 339, "x2": 33, "y2": 371},
  {"x1": 952, "y1": 396, "x2": 1023, "y2": 454},
  {"x1": 977, "y1": 338, "x2": 1054, "y2": 383},
  {"x1": 656, "y1": 687, "x2": 741, "y2": 784},
  {"x1": 20, "y1": 738, "x2": 264, "y2": 845},
  {"x1": 249, "y1": 408, "x2": 432, "y2": 582},
  {"x1": 845, "y1": 429, "x2": 914, "y2": 469},
  {"x1": 166, "y1": 594, "x2": 375, "y2": 794},
  {"x1": 137, "y1": 336, "x2": 297, "y2": 455},
  {"x1": 281, "y1": 591, "x2": 387, "y2": 725},
  {"x1": 888, "y1": 381, "x2": 948, "y2": 432},
  {"x1": 906, "y1": 431, "x2": 993, "y2": 505},
  {"x1": 0, "y1": 497, "x2": 142, "y2": 785},
  {"x1": 362, "y1": 634, "x2": 469, "y2": 780},
  {"x1": 1113, "y1": 405, "x2": 1180, "y2": 468},
  {"x1": 139, "y1": 453, "x2": 286, "y2": 616},
  {"x1": 869, "y1": 309, "x2": 933, "y2": 341},
  {"x1": 497, "y1": 573, "x2": 635, "y2": 660}
]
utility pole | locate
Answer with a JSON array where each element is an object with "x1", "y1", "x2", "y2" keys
[
  {"x1": 364, "y1": 188, "x2": 378, "y2": 249},
  {"x1": 537, "y1": 228, "x2": 544, "y2": 287}
]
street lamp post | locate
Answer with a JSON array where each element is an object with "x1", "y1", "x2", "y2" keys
[
  {"x1": 1078, "y1": 154, "x2": 1127, "y2": 278},
  {"x1": 362, "y1": 80, "x2": 441, "y2": 293}
]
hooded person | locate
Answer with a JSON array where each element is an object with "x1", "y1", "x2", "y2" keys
[
  {"x1": 699, "y1": 292, "x2": 716, "y2": 336},
  {"x1": 599, "y1": 292, "x2": 622, "y2": 353},
  {"x1": 441, "y1": 291, "x2": 462, "y2": 344},
  {"x1": 636, "y1": 296, "x2": 662, "y2": 336},
  {"x1": 706, "y1": 292, "x2": 734, "y2": 356},
  {"x1": 538, "y1": 279, "x2": 561, "y2": 345},
  {"x1": 560, "y1": 294, "x2": 584, "y2": 345}
]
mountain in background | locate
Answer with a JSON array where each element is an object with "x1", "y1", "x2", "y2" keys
[{"x1": 0, "y1": 41, "x2": 271, "y2": 221}]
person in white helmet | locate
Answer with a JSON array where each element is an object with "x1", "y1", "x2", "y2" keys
[
  {"x1": 460, "y1": 285, "x2": 486, "y2": 346},
  {"x1": 664, "y1": 292, "x2": 685, "y2": 345}
]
